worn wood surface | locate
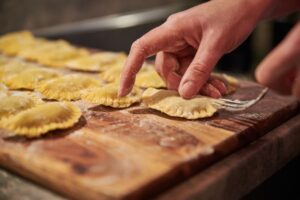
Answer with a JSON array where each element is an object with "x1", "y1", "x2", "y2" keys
[
  {"x1": 0, "y1": 81, "x2": 298, "y2": 200},
  {"x1": 155, "y1": 114, "x2": 300, "y2": 200}
]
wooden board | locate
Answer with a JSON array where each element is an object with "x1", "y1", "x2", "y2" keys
[{"x1": 0, "y1": 81, "x2": 298, "y2": 200}]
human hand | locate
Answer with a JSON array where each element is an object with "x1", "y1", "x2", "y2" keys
[
  {"x1": 119, "y1": 0, "x2": 270, "y2": 98},
  {"x1": 256, "y1": 22, "x2": 300, "y2": 100}
]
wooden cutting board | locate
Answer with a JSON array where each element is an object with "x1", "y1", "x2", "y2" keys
[{"x1": 0, "y1": 80, "x2": 298, "y2": 200}]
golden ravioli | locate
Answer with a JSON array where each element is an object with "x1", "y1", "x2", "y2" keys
[
  {"x1": 33, "y1": 40, "x2": 89, "y2": 68},
  {"x1": 211, "y1": 73, "x2": 239, "y2": 94},
  {"x1": 136, "y1": 68, "x2": 166, "y2": 88},
  {"x1": 0, "y1": 60, "x2": 34, "y2": 81},
  {"x1": 66, "y1": 52, "x2": 127, "y2": 72},
  {"x1": 0, "y1": 55, "x2": 9, "y2": 65},
  {"x1": 100, "y1": 62, "x2": 150, "y2": 83},
  {"x1": 0, "y1": 31, "x2": 35, "y2": 56},
  {"x1": 142, "y1": 88, "x2": 218, "y2": 119},
  {"x1": 0, "y1": 94, "x2": 38, "y2": 121},
  {"x1": 99, "y1": 62, "x2": 125, "y2": 82},
  {"x1": 37, "y1": 74, "x2": 101, "y2": 101},
  {"x1": 3, "y1": 67, "x2": 60, "y2": 90},
  {"x1": 0, "y1": 102, "x2": 81, "y2": 137},
  {"x1": 81, "y1": 83, "x2": 141, "y2": 108},
  {"x1": 0, "y1": 83, "x2": 8, "y2": 98}
]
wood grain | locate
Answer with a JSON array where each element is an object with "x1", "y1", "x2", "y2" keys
[{"x1": 0, "y1": 81, "x2": 298, "y2": 200}]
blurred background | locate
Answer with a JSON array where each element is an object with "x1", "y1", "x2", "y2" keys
[{"x1": 0, "y1": 0, "x2": 299, "y2": 78}]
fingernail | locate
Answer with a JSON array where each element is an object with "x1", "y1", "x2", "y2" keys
[{"x1": 179, "y1": 81, "x2": 197, "y2": 99}]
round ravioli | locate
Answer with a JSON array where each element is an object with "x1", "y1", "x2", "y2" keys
[
  {"x1": 0, "y1": 102, "x2": 82, "y2": 137},
  {"x1": 0, "y1": 94, "x2": 38, "y2": 121},
  {"x1": 66, "y1": 52, "x2": 127, "y2": 72},
  {"x1": 81, "y1": 83, "x2": 142, "y2": 108},
  {"x1": 3, "y1": 67, "x2": 60, "y2": 90},
  {"x1": 33, "y1": 40, "x2": 89, "y2": 68},
  {"x1": 100, "y1": 62, "x2": 149, "y2": 83},
  {"x1": 36, "y1": 74, "x2": 101, "y2": 101},
  {"x1": 0, "y1": 60, "x2": 34, "y2": 81},
  {"x1": 142, "y1": 88, "x2": 218, "y2": 119},
  {"x1": 0, "y1": 31, "x2": 35, "y2": 56},
  {"x1": 135, "y1": 68, "x2": 166, "y2": 88},
  {"x1": 0, "y1": 83, "x2": 8, "y2": 98}
]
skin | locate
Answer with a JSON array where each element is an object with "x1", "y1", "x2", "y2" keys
[
  {"x1": 256, "y1": 22, "x2": 300, "y2": 99},
  {"x1": 119, "y1": 0, "x2": 300, "y2": 100}
]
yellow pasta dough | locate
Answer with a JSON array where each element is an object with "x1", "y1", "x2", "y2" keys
[
  {"x1": 99, "y1": 62, "x2": 125, "y2": 82},
  {"x1": 36, "y1": 74, "x2": 101, "y2": 101},
  {"x1": 33, "y1": 40, "x2": 89, "y2": 67},
  {"x1": 3, "y1": 67, "x2": 60, "y2": 90},
  {"x1": 0, "y1": 102, "x2": 82, "y2": 137},
  {"x1": 0, "y1": 60, "x2": 34, "y2": 81},
  {"x1": 0, "y1": 83, "x2": 8, "y2": 98},
  {"x1": 0, "y1": 94, "x2": 38, "y2": 121},
  {"x1": 135, "y1": 68, "x2": 166, "y2": 88},
  {"x1": 142, "y1": 88, "x2": 218, "y2": 119},
  {"x1": 0, "y1": 31, "x2": 35, "y2": 56},
  {"x1": 66, "y1": 52, "x2": 127, "y2": 72},
  {"x1": 100, "y1": 62, "x2": 151, "y2": 83},
  {"x1": 81, "y1": 83, "x2": 142, "y2": 108}
]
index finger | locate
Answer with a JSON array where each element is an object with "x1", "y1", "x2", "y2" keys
[{"x1": 118, "y1": 24, "x2": 179, "y2": 96}]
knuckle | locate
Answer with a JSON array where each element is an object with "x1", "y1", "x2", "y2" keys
[
  {"x1": 131, "y1": 39, "x2": 148, "y2": 55},
  {"x1": 190, "y1": 63, "x2": 210, "y2": 77},
  {"x1": 166, "y1": 13, "x2": 184, "y2": 25}
]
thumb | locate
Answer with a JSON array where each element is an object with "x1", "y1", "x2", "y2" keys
[{"x1": 178, "y1": 41, "x2": 221, "y2": 99}]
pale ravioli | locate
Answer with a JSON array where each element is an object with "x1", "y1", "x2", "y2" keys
[
  {"x1": 0, "y1": 83, "x2": 8, "y2": 98},
  {"x1": 37, "y1": 74, "x2": 101, "y2": 101},
  {"x1": 66, "y1": 52, "x2": 127, "y2": 72},
  {"x1": 81, "y1": 83, "x2": 141, "y2": 108},
  {"x1": 0, "y1": 60, "x2": 34, "y2": 80},
  {"x1": 136, "y1": 68, "x2": 166, "y2": 88},
  {"x1": 142, "y1": 88, "x2": 218, "y2": 119},
  {"x1": 0, "y1": 102, "x2": 81, "y2": 137},
  {"x1": 0, "y1": 94, "x2": 38, "y2": 121},
  {"x1": 0, "y1": 31, "x2": 35, "y2": 56},
  {"x1": 100, "y1": 62, "x2": 149, "y2": 83},
  {"x1": 3, "y1": 67, "x2": 60, "y2": 90},
  {"x1": 33, "y1": 40, "x2": 89, "y2": 68},
  {"x1": 99, "y1": 62, "x2": 125, "y2": 82}
]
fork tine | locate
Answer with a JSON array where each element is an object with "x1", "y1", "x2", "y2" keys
[{"x1": 213, "y1": 88, "x2": 268, "y2": 111}]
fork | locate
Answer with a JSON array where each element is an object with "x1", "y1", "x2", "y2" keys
[{"x1": 211, "y1": 88, "x2": 268, "y2": 111}]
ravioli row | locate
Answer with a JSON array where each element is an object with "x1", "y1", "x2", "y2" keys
[
  {"x1": 0, "y1": 31, "x2": 239, "y2": 124},
  {"x1": 0, "y1": 86, "x2": 82, "y2": 137}
]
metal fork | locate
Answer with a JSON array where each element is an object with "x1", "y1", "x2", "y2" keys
[{"x1": 212, "y1": 88, "x2": 268, "y2": 111}]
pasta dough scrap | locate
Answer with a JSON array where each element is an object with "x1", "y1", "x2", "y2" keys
[
  {"x1": 212, "y1": 73, "x2": 239, "y2": 94},
  {"x1": 3, "y1": 67, "x2": 60, "y2": 90},
  {"x1": 81, "y1": 83, "x2": 142, "y2": 108},
  {"x1": 66, "y1": 52, "x2": 127, "y2": 72},
  {"x1": 0, "y1": 102, "x2": 82, "y2": 137},
  {"x1": 136, "y1": 68, "x2": 166, "y2": 88},
  {"x1": 0, "y1": 94, "x2": 38, "y2": 121},
  {"x1": 142, "y1": 88, "x2": 218, "y2": 119},
  {"x1": 37, "y1": 74, "x2": 101, "y2": 101}
]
